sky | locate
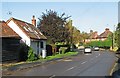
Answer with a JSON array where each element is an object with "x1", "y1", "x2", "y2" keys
[{"x1": 1, "y1": 1, "x2": 119, "y2": 34}]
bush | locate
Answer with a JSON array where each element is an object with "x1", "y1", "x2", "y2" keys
[
  {"x1": 84, "y1": 39, "x2": 112, "y2": 48},
  {"x1": 27, "y1": 47, "x2": 38, "y2": 61},
  {"x1": 56, "y1": 44, "x2": 70, "y2": 52},
  {"x1": 19, "y1": 43, "x2": 29, "y2": 61},
  {"x1": 59, "y1": 47, "x2": 68, "y2": 54}
]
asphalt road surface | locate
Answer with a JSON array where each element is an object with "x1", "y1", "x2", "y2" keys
[{"x1": 10, "y1": 50, "x2": 116, "y2": 76}]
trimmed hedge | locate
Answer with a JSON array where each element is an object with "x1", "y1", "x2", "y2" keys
[{"x1": 84, "y1": 39, "x2": 112, "y2": 48}]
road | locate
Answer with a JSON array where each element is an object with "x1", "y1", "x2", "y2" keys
[{"x1": 10, "y1": 50, "x2": 116, "y2": 76}]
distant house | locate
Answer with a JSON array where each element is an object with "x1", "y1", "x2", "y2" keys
[
  {"x1": 84, "y1": 28, "x2": 112, "y2": 43},
  {"x1": 6, "y1": 16, "x2": 47, "y2": 56},
  {"x1": 85, "y1": 31, "x2": 99, "y2": 43},
  {"x1": 97, "y1": 28, "x2": 112, "y2": 41},
  {"x1": 0, "y1": 21, "x2": 21, "y2": 62}
]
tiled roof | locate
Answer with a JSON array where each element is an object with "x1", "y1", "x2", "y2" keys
[
  {"x1": 98, "y1": 28, "x2": 112, "y2": 38},
  {"x1": 7, "y1": 18, "x2": 47, "y2": 40},
  {"x1": 0, "y1": 21, "x2": 20, "y2": 38},
  {"x1": 89, "y1": 31, "x2": 98, "y2": 39}
]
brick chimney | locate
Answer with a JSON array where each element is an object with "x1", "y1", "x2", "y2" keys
[
  {"x1": 32, "y1": 15, "x2": 36, "y2": 26},
  {"x1": 105, "y1": 28, "x2": 109, "y2": 31}
]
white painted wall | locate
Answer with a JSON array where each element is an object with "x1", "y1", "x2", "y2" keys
[
  {"x1": 31, "y1": 40, "x2": 46, "y2": 56},
  {"x1": 7, "y1": 20, "x2": 31, "y2": 46},
  {"x1": 31, "y1": 41, "x2": 38, "y2": 55},
  {"x1": 8, "y1": 20, "x2": 47, "y2": 56}
]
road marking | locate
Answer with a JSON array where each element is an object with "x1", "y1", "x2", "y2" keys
[
  {"x1": 98, "y1": 54, "x2": 100, "y2": 56},
  {"x1": 96, "y1": 56, "x2": 98, "y2": 57},
  {"x1": 81, "y1": 61, "x2": 87, "y2": 64},
  {"x1": 66, "y1": 67, "x2": 75, "y2": 71},
  {"x1": 49, "y1": 75, "x2": 56, "y2": 78}
]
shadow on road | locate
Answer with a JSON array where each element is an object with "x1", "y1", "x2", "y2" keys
[{"x1": 112, "y1": 58, "x2": 120, "y2": 78}]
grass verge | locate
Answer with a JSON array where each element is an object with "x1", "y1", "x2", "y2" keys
[
  {"x1": 45, "y1": 51, "x2": 78, "y2": 61},
  {"x1": 2, "y1": 51, "x2": 78, "y2": 70}
]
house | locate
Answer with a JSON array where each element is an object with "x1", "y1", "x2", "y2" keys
[
  {"x1": 6, "y1": 16, "x2": 47, "y2": 56},
  {"x1": 84, "y1": 28, "x2": 112, "y2": 43},
  {"x1": 0, "y1": 21, "x2": 21, "y2": 62},
  {"x1": 97, "y1": 28, "x2": 112, "y2": 41},
  {"x1": 85, "y1": 31, "x2": 99, "y2": 43}
]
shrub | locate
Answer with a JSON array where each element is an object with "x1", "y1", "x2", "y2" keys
[
  {"x1": 59, "y1": 47, "x2": 68, "y2": 54},
  {"x1": 27, "y1": 47, "x2": 38, "y2": 61},
  {"x1": 84, "y1": 39, "x2": 112, "y2": 48},
  {"x1": 19, "y1": 43, "x2": 29, "y2": 61},
  {"x1": 56, "y1": 44, "x2": 70, "y2": 52}
]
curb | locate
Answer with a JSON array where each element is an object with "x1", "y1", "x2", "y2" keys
[
  {"x1": 2, "y1": 58, "x2": 63, "y2": 75},
  {"x1": 110, "y1": 62, "x2": 117, "y2": 76},
  {"x1": 2, "y1": 53, "x2": 79, "y2": 75}
]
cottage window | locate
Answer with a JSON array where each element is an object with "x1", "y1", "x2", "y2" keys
[
  {"x1": 28, "y1": 27, "x2": 33, "y2": 32},
  {"x1": 39, "y1": 32, "x2": 43, "y2": 35},
  {"x1": 23, "y1": 26, "x2": 29, "y2": 31},
  {"x1": 40, "y1": 41, "x2": 44, "y2": 48}
]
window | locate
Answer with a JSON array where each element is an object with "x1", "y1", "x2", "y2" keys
[
  {"x1": 23, "y1": 26, "x2": 29, "y2": 31},
  {"x1": 28, "y1": 27, "x2": 33, "y2": 32},
  {"x1": 40, "y1": 41, "x2": 44, "y2": 48},
  {"x1": 39, "y1": 32, "x2": 43, "y2": 35},
  {"x1": 35, "y1": 30, "x2": 38, "y2": 34}
]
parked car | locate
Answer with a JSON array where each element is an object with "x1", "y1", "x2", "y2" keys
[
  {"x1": 84, "y1": 47, "x2": 92, "y2": 53},
  {"x1": 93, "y1": 46, "x2": 99, "y2": 51},
  {"x1": 78, "y1": 46, "x2": 84, "y2": 52}
]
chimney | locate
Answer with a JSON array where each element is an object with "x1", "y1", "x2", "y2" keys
[
  {"x1": 105, "y1": 28, "x2": 109, "y2": 31},
  {"x1": 32, "y1": 15, "x2": 36, "y2": 26}
]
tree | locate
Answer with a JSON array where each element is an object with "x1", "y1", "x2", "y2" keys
[
  {"x1": 37, "y1": 10, "x2": 71, "y2": 44},
  {"x1": 65, "y1": 20, "x2": 81, "y2": 45},
  {"x1": 80, "y1": 32, "x2": 90, "y2": 43},
  {"x1": 116, "y1": 23, "x2": 120, "y2": 48},
  {"x1": 64, "y1": 20, "x2": 73, "y2": 44},
  {"x1": 72, "y1": 27, "x2": 81, "y2": 44}
]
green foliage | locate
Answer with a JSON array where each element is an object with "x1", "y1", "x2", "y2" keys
[
  {"x1": 59, "y1": 47, "x2": 68, "y2": 54},
  {"x1": 27, "y1": 47, "x2": 38, "y2": 61},
  {"x1": 19, "y1": 43, "x2": 29, "y2": 61},
  {"x1": 38, "y1": 9, "x2": 71, "y2": 44},
  {"x1": 116, "y1": 23, "x2": 120, "y2": 48},
  {"x1": 46, "y1": 51, "x2": 78, "y2": 60},
  {"x1": 65, "y1": 20, "x2": 81, "y2": 45},
  {"x1": 55, "y1": 42, "x2": 66, "y2": 45},
  {"x1": 84, "y1": 39, "x2": 112, "y2": 47}
]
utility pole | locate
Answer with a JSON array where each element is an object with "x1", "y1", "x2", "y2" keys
[
  {"x1": 70, "y1": 27, "x2": 73, "y2": 51},
  {"x1": 70, "y1": 20, "x2": 73, "y2": 51}
]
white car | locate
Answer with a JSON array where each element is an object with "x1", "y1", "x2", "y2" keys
[
  {"x1": 93, "y1": 46, "x2": 99, "y2": 51},
  {"x1": 84, "y1": 47, "x2": 92, "y2": 53}
]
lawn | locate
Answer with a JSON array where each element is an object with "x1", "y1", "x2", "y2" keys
[{"x1": 45, "y1": 51, "x2": 78, "y2": 61}]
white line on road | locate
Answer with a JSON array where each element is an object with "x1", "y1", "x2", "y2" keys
[
  {"x1": 81, "y1": 61, "x2": 87, "y2": 64},
  {"x1": 96, "y1": 54, "x2": 100, "y2": 58},
  {"x1": 49, "y1": 75, "x2": 56, "y2": 78},
  {"x1": 96, "y1": 56, "x2": 98, "y2": 57},
  {"x1": 66, "y1": 66, "x2": 75, "y2": 71},
  {"x1": 98, "y1": 53, "x2": 100, "y2": 56}
]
